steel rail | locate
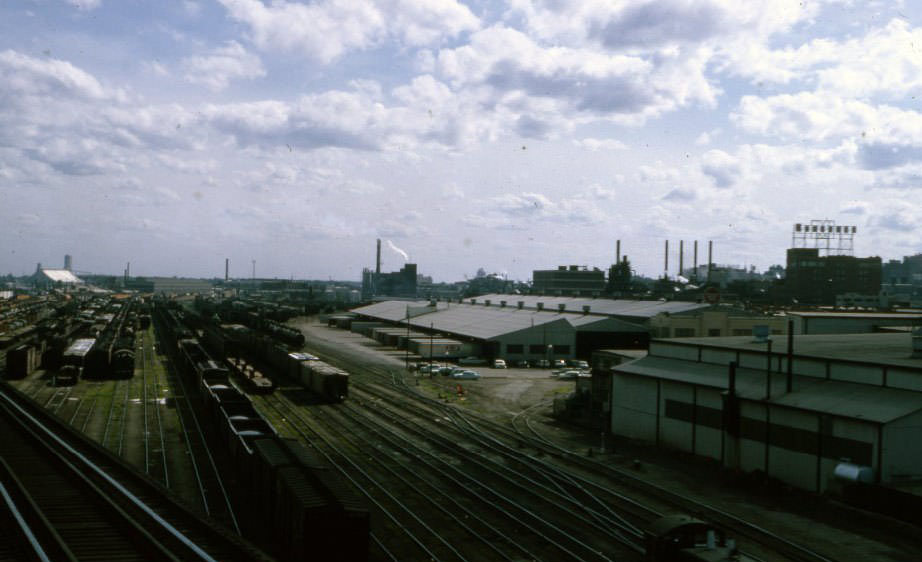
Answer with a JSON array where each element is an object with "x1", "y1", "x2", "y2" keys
[{"x1": 258, "y1": 393, "x2": 448, "y2": 562}]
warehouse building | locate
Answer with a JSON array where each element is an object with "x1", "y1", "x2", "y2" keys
[
  {"x1": 610, "y1": 332, "x2": 922, "y2": 493},
  {"x1": 351, "y1": 296, "x2": 710, "y2": 361},
  {"x1": 788, "y1": 311, "x2": 922, "y2": 335}
]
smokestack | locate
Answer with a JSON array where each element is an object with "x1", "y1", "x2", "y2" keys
[
  {"x1": 664, "y1": 240, "x2": 669, "y2": 277},
  {"x1": 376, "y1": 239, "x2": 381, "y2": 275},
  {"x1": 64, "y1": 254, "x2": 72, "y2": 271},
  {"x1": 126, "y1": 262, "x2": 130, "y2": 281},
  {"x1": 693, "y1": 241, "x2": 698, "y2": 281},
  {"x1": 679, "y1": 240, "x2": 684, "y2": 277},
  {"x1": 225, "y1": 258, "x2": 229, "y2": 282},
  {"x1": 708, "y1": 240, "x2": 713, "y2": 282},
  {"x1": 616, "y1": 240, "x2": 621, "y2": 264}
]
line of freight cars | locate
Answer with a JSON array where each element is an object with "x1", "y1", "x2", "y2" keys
[
  {"x1": 3, "y1": 298, "x2": 141, "y2": 382},
  {"x1": 202, "y1": 322, "x2": 348, "y2": 403},
  {"x1": 153, "y1": 303, "x2": 369, "y2": 560}
]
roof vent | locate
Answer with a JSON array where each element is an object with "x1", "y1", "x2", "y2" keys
[
  {"x1": 558, "y1": 303, "x2": 566, "y2": 312},
  {"x1": 517, "y1": 301, "x2": 524, "y2": 309},
  {"x1": 536, "y1": 302, "x2": 544, "y2": 311},
  {"x1": 582, "y1": 305, "x2": 590, "y2": 314},
  {"x1": 470, "y1": 298, "x2": 477, "y2": 305},
  {"x1": 500, "y1": 300, "x2": 507, "y2": 307},
  {"x1": 484, "y1": 299, "x2": 491, "y2": 306},
  {"x1": 752, "y1": 325, "x2": 771, "y2": 343}
]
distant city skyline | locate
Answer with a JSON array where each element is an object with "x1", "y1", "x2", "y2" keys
[{"x1": 3, "y1": 2, "x2": 922, "y2": 282}]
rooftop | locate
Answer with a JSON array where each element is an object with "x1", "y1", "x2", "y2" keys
[
  {"x1": 614, "y1": 355, "x2": 922, "y2": 423},
  {"x1": 39, "y1": 269, "x2": 83, "y2": 284},
  {"x1": 663, "y1": 333, "x2": 922, "y2": 369}
]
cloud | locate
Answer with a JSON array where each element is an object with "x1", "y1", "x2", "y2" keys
[
  {"x1": 725, "y1": 19, "x2": 922, "y2": 99},
  {"x1": 182, "y1": 41, "x2": 265, "y2": 92},
  {"x1": 66, "y1": 0, "x2": 102, "y2": 10},
  {"x1": 0, "y1": 49, "x2": 120, "y2": 103},
  {"x1": 509, "y1": 0, "x2": 813, "y2": 48},
  {"x1": 436, "y1": 25, "x2": 718, "y2": 126},
  {"x1": 217, "y1": 0, "x2": 479, "y2": 63},
  {"x1": 701, "y1": 149, "x2": 741, "y2": 188},
  {"x1": 573, "y1": 137, "x2": 628, "y2": 151},
  {"x1": 662, "y1": 187, "x2": 697, "y2": 201}
]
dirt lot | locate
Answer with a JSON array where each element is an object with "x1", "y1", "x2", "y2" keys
[{"x1": 292, "y1": 317, "x2": 921, "y2": 561}]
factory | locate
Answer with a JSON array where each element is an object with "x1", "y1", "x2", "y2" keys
[
  {"x1": 351, "y1": 295, "x2": 712, "y2": 362},
  {"x1": 608, "y1": 330, "x2": 922, "y2": 493}
]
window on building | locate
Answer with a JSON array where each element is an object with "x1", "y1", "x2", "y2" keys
[
  {"x1": 708, "y1": 328, "x2": 722, "y2": 337},
  {"x1": 529, "y1": 344, "x2": 546, "y2": 354},
  {"x1": 674, "y1": 328, "x2": 695, "y2": 337},
  {"x1": 506, "y1": 344, "x2": 523, "y2": 354},
  {"x1": 554, "y1": 345, "x2": 570, "y2": 355},
  {"x1": 732, "y1": 329, "x2": 750, "y2": 336}
]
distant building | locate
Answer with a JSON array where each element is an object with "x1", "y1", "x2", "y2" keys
[
  {"x1": 532, "y1": 265, "x2": 605, "y2": 296},
  {"x1": 883, "y1": 253, "x2": 922, "y2": 285},
  {"x1": 32, "y1": 266, "x2": 83, "y2": 289},
  {"x1": 125, "y1": 277, "x2": 214, "y2": 295},
  {"x1": 784, "y1": 248, "x2": 881, "y2": 306},
  {"x1": 362, "y1": 264, "x2": 418, "y2": 299}
]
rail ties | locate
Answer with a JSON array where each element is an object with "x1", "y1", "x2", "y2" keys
[{"x1": 0, "y1": 382, "x2": 263, "y2": 562}]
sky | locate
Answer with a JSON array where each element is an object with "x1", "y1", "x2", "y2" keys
[{"x1": 2, "y1": 1, "x2": 922, "y2": 282}]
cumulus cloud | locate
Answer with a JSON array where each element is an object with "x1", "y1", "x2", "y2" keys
[
  {"x1": 436, "y1": 26, "x2": 718, "y2": 126},
  {"x1": 468, "y1": 191, "x2": 608, "y2": 230},
  {"x1": 573, "y1": 137, "x2": 628, "y2": 151},
  {"x1": 182, "y1": 41, "x2": 265, "y2": 91},
  {"x1": 217, "y1": 0, "x2": 479, "y2": 63},
  {"x1": 0, "y1": 49, "x2": 120, "y2": 103},
  {"x1": 509, "y1": 0, "x2": 813, "y2": 48},
  {"x1": 725, "y1": 19, "x2": 922, "y2": 99},
  {"x1": 662, "y1": 187, "x2": 697, "y2": 201},
  {"x1": 701, "y1": 149, "x2": 741, "y2": 188}
]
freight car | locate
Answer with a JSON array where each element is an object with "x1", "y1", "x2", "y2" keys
[
  {"x1": 226, "y1": 357, "x2": 274, "y2": 394},
  {"x1": 58, "y1": 338, "x2": 96, "y2": 385},
  {"x1": 245, "y1": 437, "x2": 369, "y2": 561},
  {"x1": 644, "y1": 515, "x2": 752, "y2": 562},
  {"x1": 299, "y1": 360, "x2": 349, "y2": 403}
]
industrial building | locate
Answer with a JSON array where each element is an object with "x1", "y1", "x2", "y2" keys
[
  {"x1": 351, "y1": 295, "x2": 711, "y2": 361},
  {"x1": 649, "y1": 306, "x2": 788, "y2": 338},
  {"x1": 532, "y1": 265, "x2": 606, "y2": 296},
  {"x1": 788, "y1": 311, "x2": 922, "y2": 335},
  {"x1": 609, "y1": 332, "x2": 922, "y2": 493},
  {"x1": 785, "y1": 248, "x2": 882, "y2": 306}
]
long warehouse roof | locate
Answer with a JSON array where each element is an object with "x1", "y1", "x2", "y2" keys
[
  {"x1": 471, "y1": 294, "x2": 709, "y2": 318},
  {"x1": 614, "y1": 355, "x2": 922, "y2": 424},
  {"x1": 352, "y1": 300, "x2": 641, "y2": 340}
]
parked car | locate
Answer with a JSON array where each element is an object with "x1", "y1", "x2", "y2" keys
[
  {"x1": 552, "y1": 359, "x2": 566, "y2": 369},
  {"x1": 419, "y1": 363, "x2": 442, "y2": 374},
  {"x1": 451, "y1": 370, "x2": 481, "y2": 380},
  {"x1": 458, "y1": 356, "x2": 487, "y2": 366},
  {"x1": 574, "y1": 360, "x2": 589, "y2": 370},
  {"x1": 555, "y1": 370, "x2": 580, "y2": 380},
  {"x1": 493, "y1": 359, "x2": 507, "y2": 369},
  {"x1": 516, "y1": 360, "x2": 530, "y2": 368},
  {"x1": 535, "y1": 359, "x2": 550, "y2": 368}
]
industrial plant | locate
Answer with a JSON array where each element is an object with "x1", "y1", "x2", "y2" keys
[{"x1": 2, "y1": 221, "x2": 922, "y2": 561}]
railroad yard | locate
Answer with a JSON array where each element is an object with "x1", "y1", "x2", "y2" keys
[{"x1": 3, "y1": 299, "x2": 922, "y2": 561}]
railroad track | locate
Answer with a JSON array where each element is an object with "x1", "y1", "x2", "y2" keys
[
  {"x1": 140, "y1": 331, "x2": 170, "y2": 487},
  {"x1": 296, "y1": 335, "x2": 840, "y2": 562},
  {"x1": 255, "y1": 382, "x2": 642, "y2": 561},
  {"x1": 0, "y1": 382, "x2": 269, "y2": 562}
]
